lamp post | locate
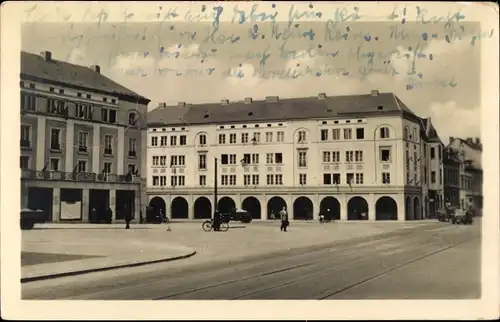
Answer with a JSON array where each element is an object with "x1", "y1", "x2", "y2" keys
[{"x1": 213, "y1": 157, "x2": 218, "y2": 219}]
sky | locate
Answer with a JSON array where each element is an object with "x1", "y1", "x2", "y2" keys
[{"x1": 21, "y1": 14, "x2": 483, "y2": 144}]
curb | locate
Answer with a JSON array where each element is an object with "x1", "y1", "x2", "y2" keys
[{"x1": 21, "y1": 249, "x2": 197, "y2": 283}]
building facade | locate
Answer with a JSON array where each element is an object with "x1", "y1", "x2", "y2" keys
[
  {"x1": 20, "y1": 51, "x2": 150, "y2": 223},
  {"x1": 447, "y1": 137, "x2": 483, "y2": 215},
  {"x1": 145, "y1": 91, "x2": 443, "y2": 222},
  {"x1": 443, "y1": 147, "x2": 461, "y2": 208}
]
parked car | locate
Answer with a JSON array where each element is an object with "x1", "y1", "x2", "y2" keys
[
  {"x1": 20, "y1": 208, "x2": 46, "y2": 230},
  {"x1": 222, "y1": 208, "x2": 253, "y2": 223},
  {"x1": 451, "y1": 209, "x2": 474, "y2": 225}
]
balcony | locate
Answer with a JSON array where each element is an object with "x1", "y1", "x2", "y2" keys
[
  {"x1": 21, "y1": 170, "x2": 141, "y2": 184},
  {"x1": 20, "y1": 139, "x2": 31, "y2": 149},
  {"x1": 128, "y1": 150, "x2": 137, "y2": 157},
  {"x1": 78, "y1": 146, "x2": 88, "y2": 153}
]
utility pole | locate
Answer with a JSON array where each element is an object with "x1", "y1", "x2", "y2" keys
[{"x1": 213, "y1": 157, "x2": 218, "y2": 219}]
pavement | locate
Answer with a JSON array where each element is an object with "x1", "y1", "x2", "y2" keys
[{"x1": 21, "y1": 219, "x2": 481, "y2": 300}]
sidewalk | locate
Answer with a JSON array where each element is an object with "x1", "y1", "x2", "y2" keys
[{"x1": 21, "y1": 227, "x2": 196, "y2": 282}]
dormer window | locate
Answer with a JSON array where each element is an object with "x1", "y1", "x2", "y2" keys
[
  {"x1": 297, "y1": 130, "x2": 307, "y2": 143},
  {"x1": 128, "y1": 112, "x2": 137, "y2": 126}
]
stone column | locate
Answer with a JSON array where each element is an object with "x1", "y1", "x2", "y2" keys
[
  {"x1": 368, "y1": 193, "x2": 376, "y2": 221},
  {"x1": 312, "y1": 194, "x2": 320, "y2": 220},
  {"x1": 261, "y1": 194, "x2": 268, "y2": 220},
  {"x1": 82, "y1": 188, "x2": 89, "y2": 222},
  {"x1": 109, "y1": 189, "x2": 116, "y2": 219},
  {"x1": 165, "y1": 194, "x2": 172, "y2": 219},
  {"x1": 340, "y1": 194, "x2": 348, "y2": 220},
  {"x1": 52, "y1": 187, "x2": 61, "y2": 222},
  {"x1": 397, "y1": 194, "x2": 406, "y2": 221},
  {"x1": 188, "y1": 194, "x2": 194, "y2": 220}
]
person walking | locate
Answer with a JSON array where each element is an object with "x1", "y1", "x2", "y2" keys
[
  {"x1": 124, "y1": 205, "x2": 132, "y2": 229},
  {"x1": 213, "y1": 210, "x2": 221, "y2": 232},
  {"x1": 280, "y1": 206, "x2": 289, "y2": 232}
]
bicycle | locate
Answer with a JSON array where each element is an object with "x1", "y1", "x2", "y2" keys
[{"x1": 202, "y1": 219, "x2": 229, "y2": 232}]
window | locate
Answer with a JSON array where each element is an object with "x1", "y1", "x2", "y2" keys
[
  {"x1": 160, "y1": 176, "x2": 167, "y2": 186},
  {"x1": 221, "y1": 154, "x2": 229, "y2": 165},
  {"x1": 298, "y1": 151, "x2": 307, "y2": 167},
  {"x1": 170, "y1": 155, "x2": 178, "y2": 166},
  {"x1": 179, "y1": 135, "x2": 187, "y2": 146},
  {"x1": 151, "y1": 136, "x2": 158, "y2": 146},
  {"x1": 128, "y1": 164, "x2": 136, "y2": 174},
  {"x1": 160, "y1": 136, "x2": 168, "y2": 146},
  {"x1": 277, "y1": 131, "x2": 284, "y2": 142},
  {"x1": 198, "y1": 154, "x2": 207, "y2": 169},
  {"x1": 171, "y1": 176, "x2": 178, "y2": 186},
  {"x1": 21, "y1": 93, "x2": 36, "y2": 111},
  {"x1": 431, "y1": 171, "x2": 436, "y2": 183},
  {"x1": 345, "y1": 151, "x2": 354, "y2": 162},
  {"x1": 229, "y1": 175, "x2": 236, "y2": 185},
  {"x1": 170, "y1": 136, "x2": 177, "y2": 146},
  {"x1": 50, "y1": 158, "x2": 60, "y2": 171},
  {"x1": 323, "y1": 173, "x2": 332, "y2": 185},
  {"x1": 29, "y1": 83, "x2": 35, "y2": 89},
  {"x1": 199, "y1": 134, "x2": 207, "y2": 145},
  {"x1": 218, "y1": 134, "x2": 226, "y2": 144},
  {"x1": 252, "y1": 174, "x2": 259, "y2": 185},
  {"x1": 332, "y1": 129, "x2": 341, "y2": 140},
  {"x1": 346, "y1": 173, "x2": 354, "y2": 184},
  {"x1": 380, "y1": 147, "x2": 391, "y2": 162},
  {"x1": 178, "y1": 176, "x2": 185, "y2": 186},
  {"x1": 439, "y1": 169, "x2": 443, "y2": 184},
  {"x1": 355, "y1": 150, "x2": 363, "y2": 162},
  {"x1": 430, "y1": 147, "x2": 435, "y2": 159},
  {"x1": 101, "y1": 108, "x2": 109, "y2": 122},
  {"x1": 229, "y1": 154, "x2": 236, "y2": 164},
  {"x1": 77, "y1": 160, "x2": 87, "y2": 173},
  {"x1": 266, "y1": 174, "x2": 274, "y2": 185},
  {"x1": 152, "y1": 176, "x2": 160, "y2": 186},
  {"x1": 152, "y1": 156, "x2": 159, "y2": 166},
  {"x1": 48, "y1": 99, "x2": 67, "y2": 115},
  {"x1": 20, "y1": 156, "x2": 30, "y2": 169},
  {"x1": 275, "y1": 153, "x2": 283, "y2": 164},
  {"x1": 230, "y1": 133, "x2": 236, "y2": 144},
  {"x1": 252, "y1": 133, "x2": 260, "y2": 143},
  {"x1": 20, "y1": 125, "x2": 31, "y2": 148},
  {"x1": 241, "y1": 133, "x2": 249, "y2": 143},
  {"x1": 199, "y1": 175, "x2": 206, "y2": 186},
  {"x1": 244, "y1": 174, "x2": 251, "y2": 185},
  {"x1": 266, "y1": 132, "x2": 273, "y2": 142},
  {"x1": 128, "y1": 138, "x2": 137, "y2": 157},
  {"x1": 266, "y1": 153, "x2": 274, "y2": 164},
  {"x1": 355, "y1": 173, "x2": 364, "y2": 184},
  {"x1": 404, "y1": 127, "x2": 409, "y2": 140},
  {"x1": 356, "y1": 128, "x2": 364, "y2": 139},
  {"x1": 50, "y1": 128, "x2": 61, "y2": 150},
  {"x1": 297, "y1": 130, "x2": 306, "y2": 143},
  {"x1": 413, "y1": 128, "x2": 417, "y2": 142},
  {"x1": 332, "y1": 151, "x2": 340, "y2": 162},
  {"x1": 102, "y1": 162, "x2": 112, "y2": 173},
  {"x1": 242, "y1": 153, "x2": 251, "y2": 165},
  {"x1": 128, "y1": 112, "x2": 137, "y2": 126},
  {"x1": 321, "y1": 129, "x2": 328, "y2": 141},
  {"x1": 332, "y1": 173, "x2": 341, "y2": 184},
  {"x1": 299, "y1": 174, "x2": 307, "y2": 185},
  {"x1": 382, "y1": 172, "x2": 391, "y2": 184},
  {"x1": 380, "y1": 127, "x2": 390, "y2": 139},
  {"x1": 221, "y1": 175, "x2": 229, "y2": 185},
  {"x1": 104, "y1": 135, "x2": 113, "y2": 154},
  {"x1": 275, "y1": 174, "x2": 283, "y2": 185},
  {"x1": 49, "y1": 87, "x2": 55, "y2": 92},
  {"x1": 77, "y1": 104, "x2": 93, "y2": 120},
  {"x1": 343, "y1": 128, "x2": 352, "y2": 140},
  {"x1": 78, "y1": 132, "x2": 89, "y2": 152},
  {"x1": 323, "y1": 151, "x2": 331, "y2": 163},
  {"x1": 160, "y1": 156, "x2": 167, "y2": 166}
]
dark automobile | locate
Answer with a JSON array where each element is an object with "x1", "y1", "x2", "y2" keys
[
  {"x1": 20, "y1": 208, "x2": 46, "y2": 230},
  {"x1": 222, "y1": 208, "x2": 252, "y2": 224}
]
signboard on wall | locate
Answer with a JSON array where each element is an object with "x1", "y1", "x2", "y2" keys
[{"x1": 60, "y1": 201, "x2": 82, "y2": 220}]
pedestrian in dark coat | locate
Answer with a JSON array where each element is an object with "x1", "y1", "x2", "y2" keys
[
  {"x1": 124, "y1": 205, "x2": 132, "y2": 229},
  {"x1": 105, "y1": 207, "x2": 113, "y2": 224},
  {"x1": 213, "y1": 211, "x2": 221, "y2": 232},
  {"x1": 280, "y1": 207, "x2": 289, "y2": 232}
]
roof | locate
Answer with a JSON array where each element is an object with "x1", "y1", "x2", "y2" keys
[
  {"x1": 20, "y1": 51, "x2": 150, "y2": 104},
  {"x1": 147, "y1": 92, "x2": 418, "y2": 126},
  {"x1": 455, "y1": 138, "x2": 483, "y2": 152},
  {"x1": 419, "y1": 118, "x2": 442, "y2": 143}
]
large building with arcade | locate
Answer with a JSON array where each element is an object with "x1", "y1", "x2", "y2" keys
[{"x1": 145, "y1": 90, "x2": 445, "y2": 221}]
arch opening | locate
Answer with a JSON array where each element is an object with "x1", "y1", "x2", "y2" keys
[
  {"x1": 375, "y1": 196, "x2": 398, "y2": 220},
  {"x1": 293, "y1": 196, "x2": 313, "y2": 220},
  {"x1": 242, "y1": 197, "x2": 261, "y2": 219},
  {"x1": 267, "y1": 196, "x2": 287, "y2": 220},
  {"x1": 405, "y1": 196, "x2": 413, "y2": 220},
  {"x1": 413, "y1": 197, "x2": 421, "y2": 220},
  {"x1": 320, "y1": 197, "x2": 341, "y2": 220},
  {"x1": 218, "y1": 196, "x2": 236, "y2": 213},
  {"x1": 171, "y1": 197, "x2": 188, "y2": 219},
  {"x1": 194, "y1": 197, "x2": 212, "y2": 219},
  {"x1": 347, "y1": 196, "x2": 369, "y2": 220},
  {"x1": 148, "y1": 197, "x2": 166, "y2": 223}
]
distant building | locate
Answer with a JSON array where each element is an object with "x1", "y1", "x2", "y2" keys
[
  {"x1": 443, "y1": 147, "x2": 461, "y2": 208},
  {"x1": 447, "y1": 137, "x2": 483, "y2": 215},
  {"x1": 145, "y1": 90, "x2": 443, "y2": 222},
  {"x1": 20, "y1": 51, "x2": 150, "y2": 223}
]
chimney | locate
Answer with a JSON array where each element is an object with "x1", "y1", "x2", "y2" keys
[
  {"x1": 178, "y1": 102, "x2": 186, "y2": 107},
  {"x1": 158, "y1": 102, "x2": 167, "y2": 108},
  {"x1": 221, "y1": 99, "x2": 229, "y2": 105},
  {"x1": 90, "y1": 65, "x2": 101, "y2": 73},
  {"x1": 475, "y1": 137, "x2": 480, "y2": 145},
  {"x1": 318, "y1": 93, "x2": 326, "y2": 99},
  {"x1": 449, "y1": 136, "x2": 454, "y2": 143},
  {"x1": 265, "y1": 96, "x2": 279, "y2": 103},
  {"x1": 370, "y1": 89, "x2": 379, "y2": 96},
  {"x1": 466, "y1": 137, "x2": 473, "y2": 144},
  {"x1": 244, "y1": 97, "x2": 253, "y2": 104},
  {"x1": 40, "y1": 51, "x2": 52, "y2": 61}
]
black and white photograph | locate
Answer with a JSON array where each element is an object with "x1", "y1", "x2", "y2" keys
[{"x1": 1, "y1": 1, "x2": 498, "y2": 320}]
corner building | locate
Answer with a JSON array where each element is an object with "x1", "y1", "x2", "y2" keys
[
  {"x1": 20, "y1": 51, "x2": 150, "y2": 223},
  {"x1": 146, "y1": 91, "x2": 443, "y2": 221}
]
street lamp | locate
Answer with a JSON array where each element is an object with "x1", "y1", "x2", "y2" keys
[{"x1": 213, "y1": 157, "x2": 218, "y2": 219}]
